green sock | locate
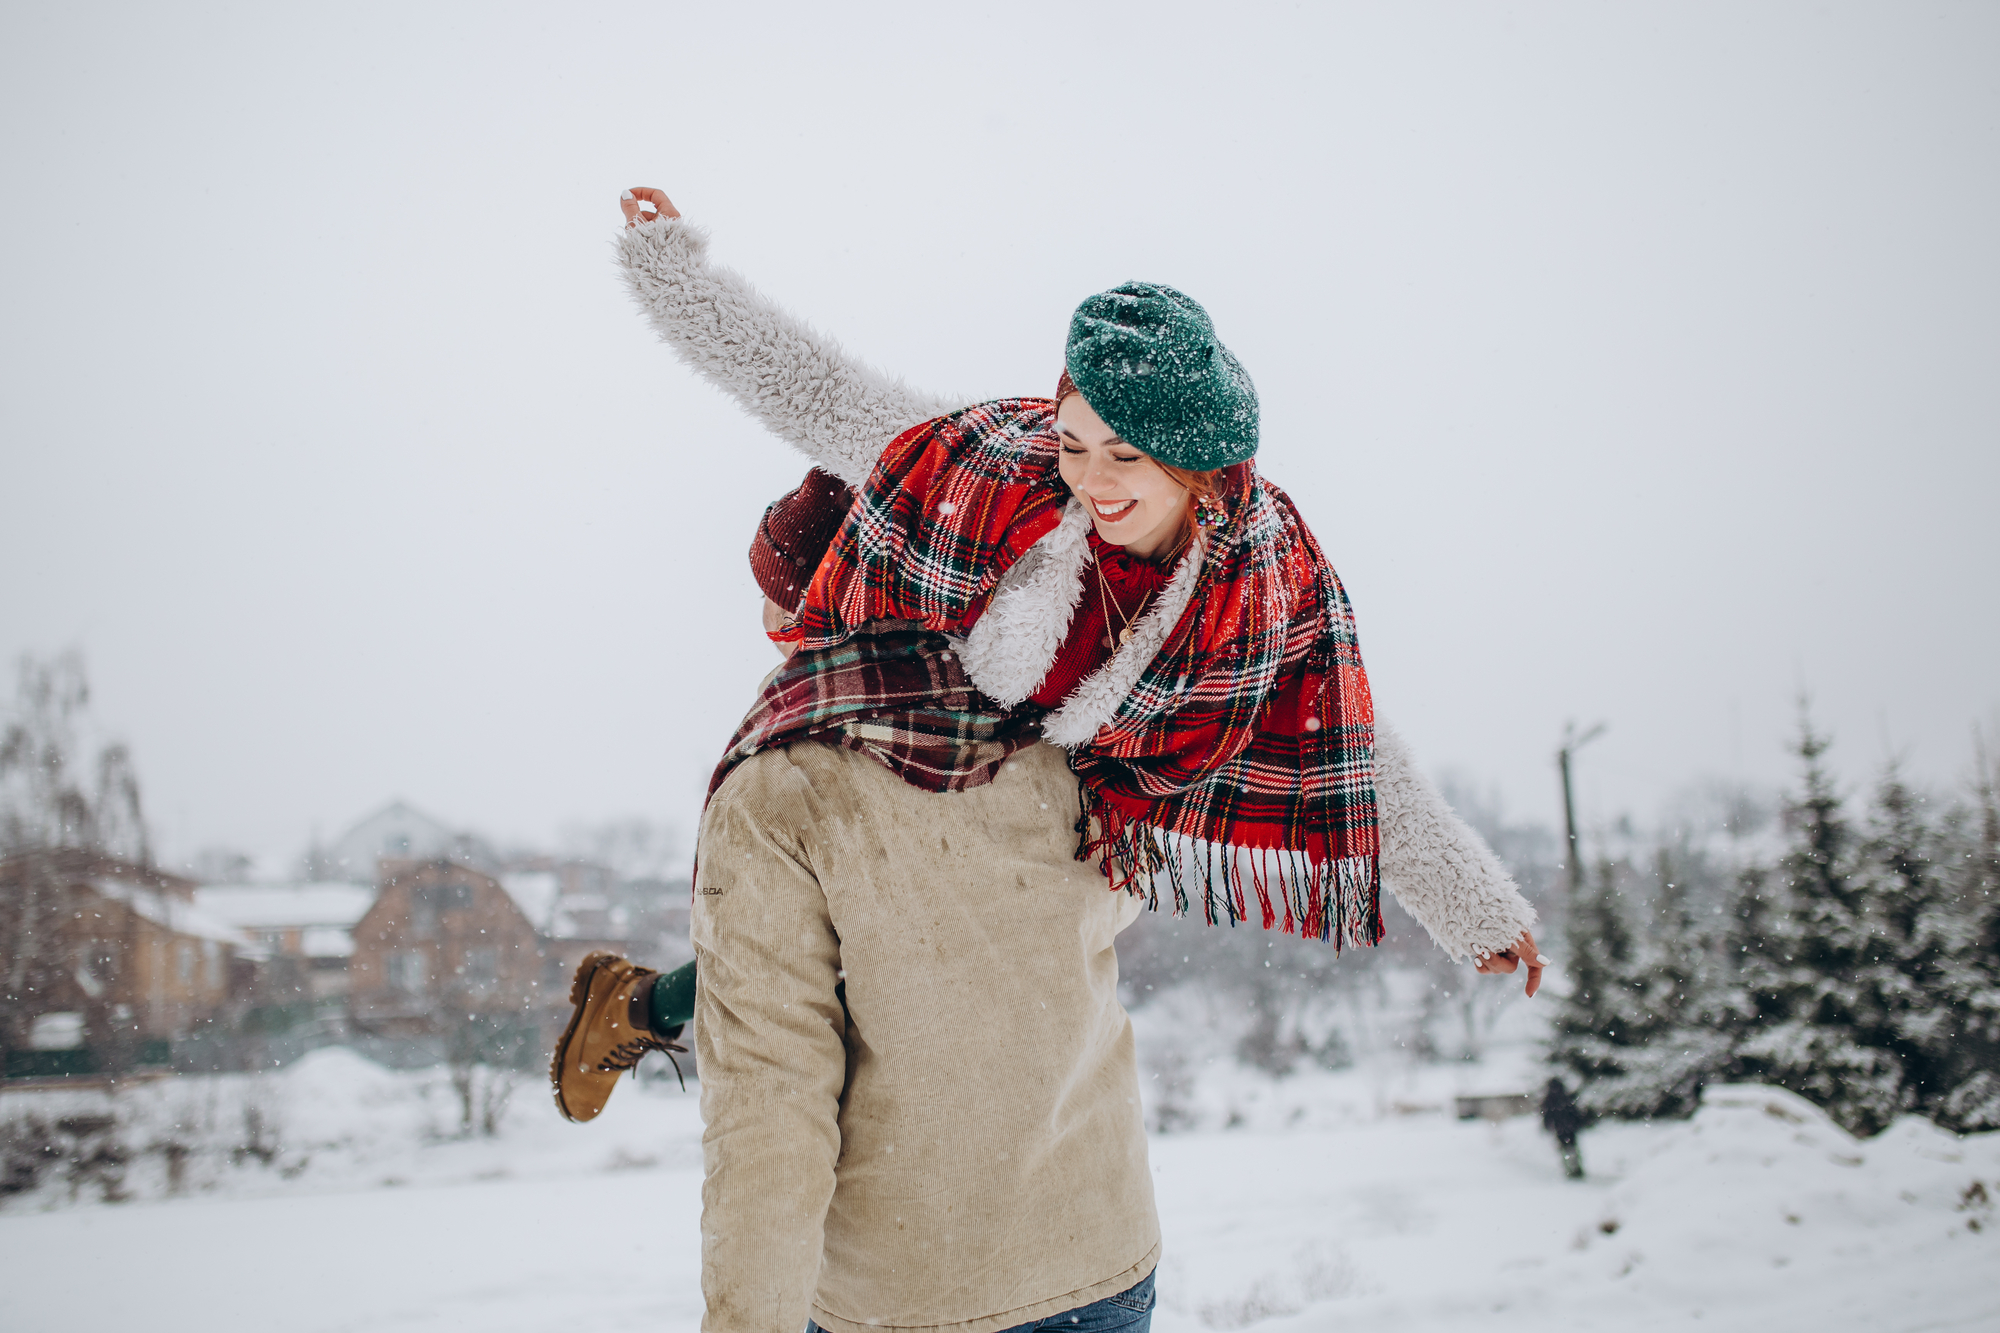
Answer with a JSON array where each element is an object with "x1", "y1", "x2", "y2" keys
[{"x1": 648, "y1": 960, "x2": 698, "y2": 1036}]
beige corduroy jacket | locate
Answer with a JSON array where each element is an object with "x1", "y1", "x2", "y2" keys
[{"x1": 692, "y1": 740, "x2": 1160, "y2": 1333}]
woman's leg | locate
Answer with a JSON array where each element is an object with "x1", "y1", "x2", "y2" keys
[
  {"x1": 548, "y1": 952, "x2": 682, "y2": 1122},
  {"x1": 649, "y1": 959, "x2": 698, "y2": 1035}
]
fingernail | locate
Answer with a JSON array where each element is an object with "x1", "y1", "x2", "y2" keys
[
  {"x1": 1536, "y1": 955, "x2": 1551, "y2": 965},
  {"x1": 621, "y1": 190, "x2": 635, "y2": 200}
]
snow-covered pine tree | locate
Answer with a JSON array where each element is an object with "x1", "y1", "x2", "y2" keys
[
  {"x1": 1855, "y1": 765, "x2": 1957, "y2": 1119},
  {"x1": 1546, "y1": 855, "x2": 1678, "y2": 1120},
  {"x1": 1615, "y1": 844, "x2": 1735, "y2": 1117},
  {"x1": 1926, "y1": 747, "x2": 2000, "y2": 1131},
  {"x1": 1725, "y1": 717, "x2": 1905, "y2": 1136}
]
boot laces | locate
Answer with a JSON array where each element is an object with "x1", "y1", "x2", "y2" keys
[{"x1": 594, "y1": 1033, "x2": 689, "y2": 1089}]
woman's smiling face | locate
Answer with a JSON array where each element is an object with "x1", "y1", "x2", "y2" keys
[{"x1": 1055, "y1": 392, "x2": 1190, "y2": 561}]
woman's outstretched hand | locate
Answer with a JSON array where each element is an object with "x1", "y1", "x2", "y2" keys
[
  {"x1": 1473, "y1": 930, "x2": 1547, "y2": 997},
  {"x1": 621, "y1": 187, "x2": 680, "y2": 227}
]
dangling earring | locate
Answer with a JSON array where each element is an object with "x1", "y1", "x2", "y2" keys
[{"x1": 1193, "y1": 491, "x2": 1227, "y2": 532}]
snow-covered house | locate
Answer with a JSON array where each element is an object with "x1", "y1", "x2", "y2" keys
[
  {"x1": 501, "y1": 862, "x2": 691, "y2": 993},
  {"x1": 310, "y1": 800, "x2": 497, "y2": 884},
  {"x1": 0, "y1": 850, "x2": 255, "y2": 1077},
  {"x1": 347, "y1": 860, "x2": 543, "y2": 1035},
  {"x1": 195, "y1": 882, "x2": 376, "y2": 1002},
  {"x1": 341, "y1": 854, "x2": 689, "y2": 1041},
  {"x1": 497, "y1": 865, "x2": 621, "y2": 998}
]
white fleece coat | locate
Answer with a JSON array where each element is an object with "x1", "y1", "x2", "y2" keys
[{"x1": 618, "y1": 216, "x2": 1536, "y2": 960}]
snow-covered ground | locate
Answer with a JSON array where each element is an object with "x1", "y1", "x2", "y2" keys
[{"x1": 1, "y1": 1044, "x2": 1993, "y2": 1333}]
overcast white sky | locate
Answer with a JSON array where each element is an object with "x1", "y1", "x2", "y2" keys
[{"x1": 2, "y1": 2, "x2": 1995, "y2": 872}]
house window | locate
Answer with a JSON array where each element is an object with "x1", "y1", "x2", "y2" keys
[
  {"x1": 177, "y1": 942, "x2": 197, "y2": 984},
  {"x1": 387, "y1": 949, "x2": 429, "y2": 996},
  {"x1": 74, "y1": 942, "x2": 109, "y2": 999},
  {"x1": 29, "y1": 1012, "x2": 85, "y2": 1051}
]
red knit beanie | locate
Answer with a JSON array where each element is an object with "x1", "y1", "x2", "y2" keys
[{"x1": 749, "y1": 468, "x2": 856, "y2": 609}]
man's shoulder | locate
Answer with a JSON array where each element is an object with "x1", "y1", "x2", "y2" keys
[{"x1": 709, "y1": 744, "x2": 821, "y2": 823}]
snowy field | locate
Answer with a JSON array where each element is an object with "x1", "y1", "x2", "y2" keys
[{"x1": 1, "y1": 1044, "x2": 1994, "y2": 1333}]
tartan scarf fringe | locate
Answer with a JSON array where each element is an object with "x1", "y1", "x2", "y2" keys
[{"x1": 1075, "y1": 782, "x2": 1384, "y2": 949}]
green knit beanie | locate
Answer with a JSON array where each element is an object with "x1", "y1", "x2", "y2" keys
[{"x1": 1064, "y1": 281, "x2": 1258, "y2": 471}]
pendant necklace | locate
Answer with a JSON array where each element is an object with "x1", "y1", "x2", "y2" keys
[
  {"x1": 1093, "y1": 554, "x2": 1142, "y2": 649},
  {"x1": 1093, "y1": 525, "x2": 1189, "y2": 649}
]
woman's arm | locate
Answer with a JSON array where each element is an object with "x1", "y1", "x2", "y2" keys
[
  {"x1": 616, "y1": 187, "x2": 959, "y2": 487},
  {"x1": 1372, "y1": 719, "x2": 1543, "y2": 978}
]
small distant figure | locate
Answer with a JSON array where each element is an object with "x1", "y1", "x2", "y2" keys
[{"x1": 1542, "y1": 1077, "x2": 1586, "y2": 1179}]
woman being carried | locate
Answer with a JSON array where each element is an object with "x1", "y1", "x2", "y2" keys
[{"x1": 553, "y1": 186, "x2": 1545, "y2": 1333}]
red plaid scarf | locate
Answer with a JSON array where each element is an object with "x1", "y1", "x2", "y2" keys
[
  {"x1": 713, "y1": 624, "x2": 1038, "y2": 795},
  {"x1": 754, "y1": 399, "x2": 1382, "y2": 945}
]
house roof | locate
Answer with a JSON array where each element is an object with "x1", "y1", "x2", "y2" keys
[
  {"x1": 498, "y1": 872, "x2": 560, "y2": 932},
  {"x1": 195, "y1": 882, "x2": 376, "y2": 931},
  {"x1": 89, "y1": 878, "x2": 254, "y2": 949},
  {"x1": 323, "y1": 799, "x2": 481, "y2": 882}
]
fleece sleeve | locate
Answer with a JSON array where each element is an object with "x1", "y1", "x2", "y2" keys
[
  {"x1": 690, "y1": 756, "x2": 849, "y2": 1333},
  {"x1": 1371, "y1": 718, "x2": 1540, "y2": 960},
  {"x1": 616, "y1": 216, "x2": 961, "y2": 487}
]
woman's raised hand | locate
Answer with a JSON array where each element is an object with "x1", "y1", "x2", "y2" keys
[
  {"x1": 620, "y1": 187, "x2": 680, "y2": 227},
  {"x1": 1473, "y1": 929, "x2": 1548, "y2": 997}
]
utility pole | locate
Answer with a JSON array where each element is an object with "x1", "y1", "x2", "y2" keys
[{"x1": 1558, "y1": 721, "x2": 1606, "y2": 897}]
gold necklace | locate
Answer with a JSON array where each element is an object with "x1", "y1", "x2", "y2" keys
[
  {"x1": 1093, "y1": 518, "x2": 1194, "y2": 649},
  {"x1": 1093, "y1": 553, "x2": 1141, "y2": 649}
]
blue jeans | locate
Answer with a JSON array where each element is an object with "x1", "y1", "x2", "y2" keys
[{"x1": 810, "y1": 1271, "x2": 1156, "y2": 1333}]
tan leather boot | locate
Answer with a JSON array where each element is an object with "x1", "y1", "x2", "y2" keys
[{"x1": 549, "y1": 951, "x2": 684, "y2": 1123}]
